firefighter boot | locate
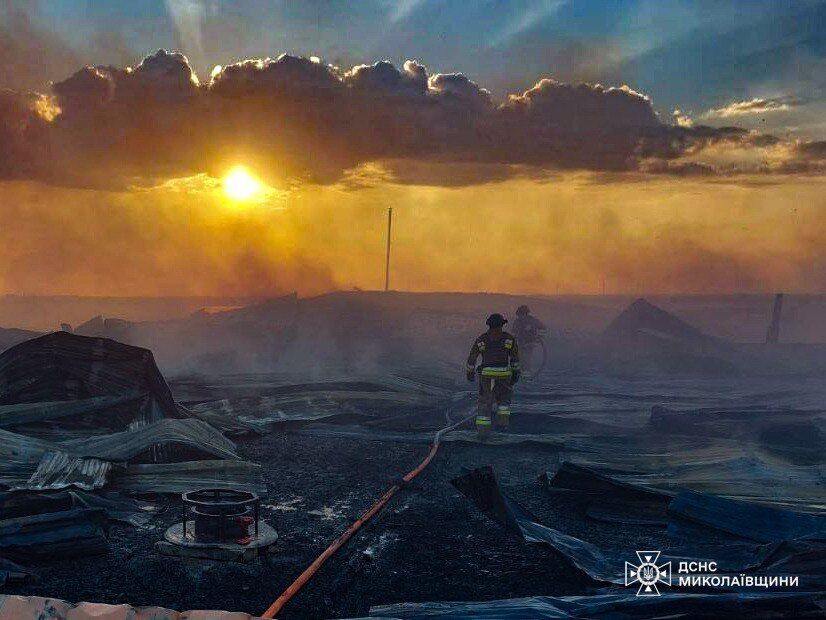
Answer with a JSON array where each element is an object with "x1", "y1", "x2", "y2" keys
[
  {"x1": 495, "y1": 405, "x2": 511, "y2": 430},
  {"x1": 475, "y1": 416, "x2": 492, "y2": 440}
]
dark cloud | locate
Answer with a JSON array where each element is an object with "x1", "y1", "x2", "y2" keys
[
  {"x1": 428, "y1": 72, "x2": 492, "y2": 109},
  {"x1": 1, "y1": 50, "x2": 822, "y2": 187},
  {"x1": 210, "y1": 55, "x2": 342, "y2": 97},
  {"x1": 0, "y1": 89, "x2": 50, "y2": 179},
  {"x1": 344, "y1": 60, "x2": 427, "y2": 97},
  {"x1": 51, "y1": 67, "x2": 115, "y2": 117},
  {"x1": 503, "y1": 80, "x2": 659, "y2": 130}
]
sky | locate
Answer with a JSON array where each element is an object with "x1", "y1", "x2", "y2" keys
[{"x1": 0, "y1": 0, "x2": 825, "y2": 296}]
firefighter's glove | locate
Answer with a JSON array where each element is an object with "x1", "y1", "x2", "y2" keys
[
  {"x1": 511, "y1": 370, "x2": 521, "y2": 384},
  {"x1": 466, "y1": 369, "x2": 476, "y2": 382}
]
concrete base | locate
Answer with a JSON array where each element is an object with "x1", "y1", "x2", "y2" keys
[{"x1": 156, "y1": 520, "x2": 277, "y2": 562}]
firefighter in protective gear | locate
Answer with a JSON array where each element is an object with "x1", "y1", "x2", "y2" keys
[
  {"x1": 466, "y1": 313, "x2": 520, "y2": 436},
  {"x1": 512, "y1": 304, "x2": 546, "y2": 374}
]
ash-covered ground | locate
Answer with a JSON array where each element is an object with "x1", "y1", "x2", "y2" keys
[
  {"x1": 6, "y1": 369, "x2": 823, "y2": 618},
  {"x1": 0, "y1": 405, "x2": 646, "y2": 618},
  {"x1": 2, "y1": 293, "x2": 825, "y2": 618}
]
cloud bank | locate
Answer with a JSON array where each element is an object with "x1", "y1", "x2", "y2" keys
[{"x1": 0, "y1": 50, "x2": 823, "y2": 188}]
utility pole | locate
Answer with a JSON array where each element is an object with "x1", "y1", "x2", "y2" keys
[{"x1": 384, "y1": 207, "x2": 393, "y2": 292}]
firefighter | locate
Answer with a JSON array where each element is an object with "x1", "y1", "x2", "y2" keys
[
  {"x1": 466, "y1": 313, "x2": 520, "y2": 437},
  {"x1": 511, "y1": 304, "x2": 546, "y2": 374}
]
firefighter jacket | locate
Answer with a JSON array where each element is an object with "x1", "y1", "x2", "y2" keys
[{"x1": 466, "y1": 330, "x2": 520, "y2": 377}]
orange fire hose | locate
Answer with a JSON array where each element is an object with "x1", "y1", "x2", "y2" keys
[{"x1": 261, "y1": 404, "x2": 474, "y2": 618}]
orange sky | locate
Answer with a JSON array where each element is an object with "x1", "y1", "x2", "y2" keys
[{"x1": 1, "y1": 166, "x2": 823, "y2": 296}]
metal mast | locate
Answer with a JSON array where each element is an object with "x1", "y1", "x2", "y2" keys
[{"x1": 384, "y1": 208, "x2": 393, "y2": 292}]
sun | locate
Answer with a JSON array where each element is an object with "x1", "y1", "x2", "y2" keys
[{"x1": 224, "y1": 166, "x2": 262, "y2": 201}]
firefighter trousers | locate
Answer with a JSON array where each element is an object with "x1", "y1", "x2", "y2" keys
[{"x1": 477, "y1": 375, "x2": 512, "y2": 418}]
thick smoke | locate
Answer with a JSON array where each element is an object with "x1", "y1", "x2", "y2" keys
[{"x1": 2, "y1": 50, "x2": 818, "y2": 188}]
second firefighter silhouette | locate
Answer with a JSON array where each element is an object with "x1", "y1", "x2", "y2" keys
[{"x1": 466, "y1": 313, "x2": 520, "y2": 437}]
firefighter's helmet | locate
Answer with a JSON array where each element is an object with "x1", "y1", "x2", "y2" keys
[{"x1": 486, "y1": 313, "x2": 508, "y2": 328}]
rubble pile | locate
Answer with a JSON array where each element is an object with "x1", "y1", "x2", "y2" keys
[{"x1": 0, "y1": 332, "x2": 262, "y2": 584}]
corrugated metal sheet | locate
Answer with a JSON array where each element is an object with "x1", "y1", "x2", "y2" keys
[
  {"x1": 115, "y1": 460, "x2": 265, "y2": 495},
  {"x1": 21, "y1": 451, "x2": 112, "y2": 491},
  {"x1": 0, "y1": 419, "x2": 243, "y2": 489},
  {"x1": 0, "y1": 332, "x2": 179, "y2": 424},
  {"x1": 0, "y1": 395, "x2": 145, "y2": 429},
  {"x1": 62, "y1": 418, "x2": 240, "y2": 462}
]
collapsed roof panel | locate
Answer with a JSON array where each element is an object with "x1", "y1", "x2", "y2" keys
[{"x1": 0, "y1": 332, "x2": 179, "y2": 426}]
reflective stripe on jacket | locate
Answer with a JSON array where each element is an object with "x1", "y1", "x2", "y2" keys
[{"x1": 467, "y1": 329, "x2": 520, "y2": 374}]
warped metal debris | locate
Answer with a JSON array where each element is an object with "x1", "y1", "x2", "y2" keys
[
  {"x1": 542, "y1": 462, "x2": 672, "y2": 526},
  {"x1": 369, "y1": 592, "x2": 826, "y2": 619},
  {"x1": 0, "y1": 331, "x2": 176, "y2": 411},
  {"x1": 0, "y1": 508, "x2": 108, "y2": 560},
  {"x1": 20, "y1": 451, "x2": 112, "y2": 491},
  {"x1": 543, "y1": 462, "x2": 826, "y2": 540},
  {"x1": 0, "y1": 331, "x2": 263, "y2": 569},
  {"x1": 0, "y1": 419, "x2": 241, "y2": 489},
  {"x1": 651, "y1": 405, "x2": 825, "y2": 465},
  {"x1": 452, "y1": 466, "x2": 826, "y2": 589},
  {"x1": 61, "y1": 418, "x2": 240, "y2": 462},
  {"x1": 188, "y1": 381, "x2": 448, "y2": 435},
  {"x1": 452, "y1": 465, "x2": 629, "y2": 585},
  {"x1": 544, "y1": 462, "x2": 673, "y2": 500},
  {"x1": 0, "y1": 427, "x2": 58, "y2": 460},
  {"x1": 669, "y1": 490, "x2": 826, "y2": 543},
  {"x1": 550, "y1": 448, "x2": 826, "y2": 512},
  {"x1": 0, "y1": 418, "x2": 247, "y2": 502},
  {"x1": 0, "y1": 489, "x2": 157, "y2": 529},
  {"x1": 286, "y1": 372, "x2": 826, "y2": 511},
  {"x1": 68, "y1": 490, "x2": 160, "y2": 528},
  {"x1": 0, "y1": 395, "x2": 145, "y2": 430},
  {"x1": 0, "y1": 595, "x2": 263, "y2": 619},
  {"x1": 114, "y1": 460, "x2": 265, "y2": 495}
]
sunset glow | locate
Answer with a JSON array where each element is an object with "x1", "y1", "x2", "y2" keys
[
  {"x1": 223, "y1": 167, "x2": 262, "y2": 201},
  {"x1": 0, "y1": 2, "x2": 823, "y2": 298}
]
